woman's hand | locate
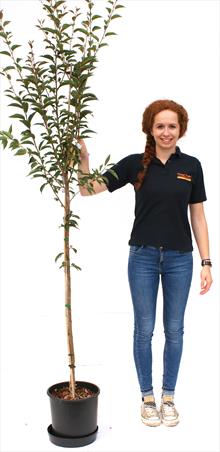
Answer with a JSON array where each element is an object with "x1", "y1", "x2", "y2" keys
[
  {"x1": 77, "y1": 138, "x2": 89, "y2": 160},
  {"x1": 200, "y1": 266, "x2": 213, "y2": 295},
  {"x1": 77, "y1": 138, "x2": 107, "y2": 196}
]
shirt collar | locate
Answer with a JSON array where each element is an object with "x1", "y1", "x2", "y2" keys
[
  {"x1": 165, "y1": 146, "x2": 182, "y2": 158},
  {"x1": 175, "y1": 146, "x2": 182, "y2": 157},
  {"x1": 152, "y1": 146, "x2": 182, "y2": 165},
  {"x1": 153, "y1": 146, "x2": 182, "y2": 163}
]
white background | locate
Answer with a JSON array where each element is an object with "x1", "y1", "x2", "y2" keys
[{"x1": 0, "y1": 1, "x2": 219, "y2": 451}]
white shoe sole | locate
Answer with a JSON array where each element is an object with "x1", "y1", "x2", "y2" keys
[
  {"x1": 161, "y1": 418, "x2": 179, "y2": 427},
  {"x1": 141, "y1": 417, "x2": 161, "y2": 427}
]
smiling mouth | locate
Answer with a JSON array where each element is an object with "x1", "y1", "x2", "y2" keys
[{"x1": 161, "y1": 138, "x2": 173, "y2": 143}]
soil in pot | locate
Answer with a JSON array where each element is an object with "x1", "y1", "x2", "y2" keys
[{"x1": 52, "y1": 384, "x2": 96, "y2": 401}]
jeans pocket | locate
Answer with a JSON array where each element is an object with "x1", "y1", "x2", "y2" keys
[{"x1": 130, "y1": 245, "x2": 145, "y2": 253}]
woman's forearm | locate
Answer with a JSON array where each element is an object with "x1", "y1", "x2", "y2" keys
[
  {"x1": 190, "y1": 208, "x2": 210, "y2": 259},
  {"x1": 77, "y1": 139, "x2": 107, "y2": 196},
  {"x1": 190, "y1": 203, "x2": 213, "y2": 294},
  {"x1": 78, "y1": 155, "x2": 91, "y2": 195},
  {"x1": 77, "y1": 140, "x2": 91, "y2": 196}
]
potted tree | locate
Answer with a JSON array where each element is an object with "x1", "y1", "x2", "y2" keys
[{"x1": 0, "y1": 0, "x2": 123, "y2": 447}]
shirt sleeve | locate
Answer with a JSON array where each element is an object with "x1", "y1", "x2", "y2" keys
[
  {"x1": 103, "y1": 154, "x2": 139, "y2": 192},
  {"x1": 189, "y1": 160, "x2": 207, "y2": 204}
]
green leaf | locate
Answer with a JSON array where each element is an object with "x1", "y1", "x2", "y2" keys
[
  {"x1": 65, "y1": 304, "x2": 71, "y2": 309},
  {"x1": 40, "y1": 183, "x2": 48, "y2": 193},
  {"x1": 43, "y1": 4, "x2": 53, "y2": 13},
  {"x1": 3, "y1": 66, "x2": 15, "y2": 71},
  {"x1": 0, "y1": 137, "x2": 8, "y2": 149},
  {"x1": 99, "y1": 43, "x2": 108, "y2": 48},
  {"x1": 111, "y1": 14, "x2": 122, "y2": 19},
  {"x1": 8, "y1": 103, "x2": 23, "y2": 109},
  {"x1": 91, "y1": 33, "x2": 99, "y2": 42},
  {"x1": 42, "y1": 27, "x2": 59, "y2": 35},
  {"x1": 30, "y1": 161, "x2": 38, "y2": 169},
  {"x1": 92, "y1": 26, "x2": 101, "y2": 32},
  {"x1": 61, "y1": 24, "x2": 71, "y2": 31},
  {"x1": 23, "y1": 102, "x2": 28, "y2": 113},
  {"x1": 71, "y1": 263, "x2": 81, "y2": 271},
  {"x1": 82, "y1": 20, "x2": 89, "y2": 27},
  {"x1": 20, "y1": 130, "x2": 34, "y2": 139},
  {"x1": 59, "y1": 77, "x2": 79, "y2": 88},
  {"x1": 15, "y1": 149, "x2": 26, "y2": 156},
  {"x1": 40, "y1": 54, "x2": 54, "y2": 61},
  {"x1": 55, "y1": 252, "x2": 64, "y2": 262},
  {"x1": 28, "y1": 166, "x2": 43, "y2": 176},
  {"x1": 80, "y1": 55, "x2": 97, "y2": 65},
  {"x1": 80, "y1": 129, "x2": 96, "y2": 135},
  {"x1": 105, "y1": 32, "x2": 117, "y2": 36},
  {"x1": 105, "y1": 154, "x2": 110, "y2": 165},
  {"x1": 81, "y1": 92, "x2": 98, "y2": 100},
  {"x1": 80, "y1": 109, "x2": 92, "y2": 118},
  {"x1": 9, "y1": 114, "x2": 26, "y2": 120},
  {"x1": 0, "y1": 51, "x2": 11, "y2": 56},
  {"x1": 54, "y1": 0, "x2": 66, "y2": 8},
  {"x1": 68, "y1": 220, "x2": 79, "y2": 228},
  {"x1": 108, "y1": 169, "x2": 119, "y2": 179},
  {"x1": 28, "y1": 112, "x2": 36, "y2": 122},
  {"x1": 92, "y1": 15, "x2": 102, "y2": 20},
  {"x1": 21, "y1": 140, "x2": 34, "y2": 145},
  {"x1": 3, "y1": 129, "x2": 13, "y2": 139},
  {"x1": 11, "y1": 44, "x2": 21, "y2": 50},
  {"x1": 75, "y1": 28, "x2": 89, "y2": 36},
  {"x1": 77, "y1": 36, "x2": 85, "y2": 43}
]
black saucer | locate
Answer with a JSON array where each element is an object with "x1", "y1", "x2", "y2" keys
[{"x1": 47, "y1": 424, "x2": 98, "y2": 448}]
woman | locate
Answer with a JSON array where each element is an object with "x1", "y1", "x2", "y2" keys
[{"x1": 77, "y1": 99, "x2": 212, "y2": 427}]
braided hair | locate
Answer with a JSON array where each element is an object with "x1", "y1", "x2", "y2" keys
[{"x1": 134, "y1": 99, "x2": 189, "y2": 191}]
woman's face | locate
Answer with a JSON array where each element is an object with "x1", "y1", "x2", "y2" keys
[{"x1": 151, "y1": 110, "x2": 180, "y2": 151}]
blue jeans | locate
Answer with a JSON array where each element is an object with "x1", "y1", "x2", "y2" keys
[{"x1": 128, "y1": 245, "x2": 193, "y2": 396}]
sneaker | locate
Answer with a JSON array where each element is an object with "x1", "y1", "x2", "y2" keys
[
  {"x1": 160, "y1": 395, "x2": 179, "y2": 427},
  {"x1": 141, "y1": 395, "x2": 161, "y2": 427}
]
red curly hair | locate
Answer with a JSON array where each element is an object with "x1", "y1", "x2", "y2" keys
[{"x1": 134, "y1": 99, "x2": 189, "y2": 190}]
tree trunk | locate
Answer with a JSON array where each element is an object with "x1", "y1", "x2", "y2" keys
[{"x1": 64, "y1": 172, "x2": 75, "y2": 398}]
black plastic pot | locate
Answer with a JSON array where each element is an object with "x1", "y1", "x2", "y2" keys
[{"x1": 47, "y1": 381, "x2": 100, "y2": 448}]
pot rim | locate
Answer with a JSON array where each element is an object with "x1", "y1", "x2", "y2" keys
[{"x1": 47, "y1": 380, "x2": 100, "y2": 401}]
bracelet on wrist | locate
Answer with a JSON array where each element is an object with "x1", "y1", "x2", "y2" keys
[{"x1": 201, "y1": 259, "x2": 212, "y2": 267}]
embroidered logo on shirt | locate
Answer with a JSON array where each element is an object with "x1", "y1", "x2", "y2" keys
[{"x1": 177, "y1": 172, "x2": 192, "y2": 182}]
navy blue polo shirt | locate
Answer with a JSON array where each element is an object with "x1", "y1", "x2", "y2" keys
[{"x1": 103, "y1": 147, "x2": 207, "y2": 251}]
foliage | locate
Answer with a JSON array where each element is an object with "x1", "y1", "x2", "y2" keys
[
  {"x1": 0, "y1": 0, "x2": 123, "y2": 262},
  {"x1": 0, "y1": 0, "x2": 123, "y2": 397}
]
